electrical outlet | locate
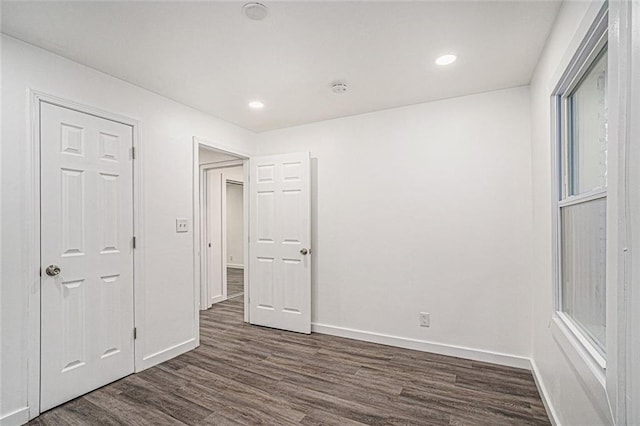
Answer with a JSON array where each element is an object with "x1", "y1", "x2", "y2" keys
[
  {"x1": 419, "y1": 312, "x2": 430, "y2": 327},
  {"x1": 176, "y1": 218, "x2": 188, "y2": 233},
  {"x1": 230, "y1": 255, "x2": 234, "y2": 261}
]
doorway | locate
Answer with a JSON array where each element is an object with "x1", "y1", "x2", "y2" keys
[
  {"x1": 194, "y1": 139, "x2": 249, "y2": 321},
  {"x1": 225, "y1": 180, "x2": 245, "y2": 299},
  {"x1": 193, "y1": 138, "x2": 313, "y2": 334}
]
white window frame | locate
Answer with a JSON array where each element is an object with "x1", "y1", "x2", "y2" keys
[{"x1": 551, "y1": 7, "x2": 609, "y2": 373}]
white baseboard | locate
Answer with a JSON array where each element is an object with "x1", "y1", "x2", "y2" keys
[
  {"x1": 311, "y1": 323, "x2": 531, "y2": 370},
  {"x1": 211, "y1": 295, "x2": 225, "y2": 304},
  {"x1": 139, "y1": 337, "x2": 197, "y2": 371},
  {"x1": 530, "y1": 359, "x2": 560, "y2": 426},
  {"x1": 227, "y1": 263, "x2": 244, "y2": 269},
  {"x1": 0, "y1": 406, "x2": 29, "y2": 426}
]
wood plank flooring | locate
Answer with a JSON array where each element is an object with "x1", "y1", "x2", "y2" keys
[
  {"x1": 30, "y1": 297, "x2": 550, "y2": 425},
  {"x1": 227, "y1": 268, "x2": 244, "y2": 298}
]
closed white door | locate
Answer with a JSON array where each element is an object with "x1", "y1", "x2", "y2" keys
[
  {"x1": 40, "y1": 102, "x2": 135, "y2": 411},
  {"x1": 249, "y1": 153, "x2": 311, "y2": 334}
]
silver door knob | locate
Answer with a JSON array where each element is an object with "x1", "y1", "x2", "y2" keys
[
  {"x1": 300, "y1": 248, "x2": 309, "y2": 255},
  {"x1": 46, "y1": 265, "x2": 61, "y2": 277}
]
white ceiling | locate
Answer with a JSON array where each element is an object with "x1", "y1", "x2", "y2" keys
[{"x1": 1, "y1": 1, "x2": 561, "y2": 132}]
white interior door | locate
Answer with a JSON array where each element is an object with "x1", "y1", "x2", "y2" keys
[
  {"x1": 249, "y1": 153, "x2": 311, "y2": 334},
  {"x1": 40, "y1": 102, "x2": 135, "y2": 412}
]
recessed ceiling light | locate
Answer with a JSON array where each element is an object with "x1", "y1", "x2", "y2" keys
[
  {"x1": 248, "y1": 100, "x2": 264, "y2": 109},
  {"x1": 435, "y1": 54, "x2": 457, "y2": 66},
  {"x1": 243, "y1": 3, "x2": 268, "y2": 21}
]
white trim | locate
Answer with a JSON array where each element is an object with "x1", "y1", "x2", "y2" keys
[
  {"x1": 227, "y1": 263, "x2": 244, "y2": 269},
  {"x1": 201, "y1": 159, "x2": 244, "y2": 168},
  {"x1": 550, "y1": 1, "x2": 610, "y2": 388},
  {"x1": 192, "y1": 137, "x2": 250, "y2": 326},
  {"x1": 606, "y1": 2, "x2": 638, "y2": 423},
  {"x1": 139, "y1": 338, "x2": 197, "y2": 369},
  {"x1": 27, "y1": 89, "x2": 42, "y2": 420},
  {"x1": 556, "y1": 312, "x2": 606, "y2": 369},
  {"x1": 550, "y1": 317, "x2": 612, "y2": 422},
  {"x1": 202, "y1": 160, "x2": 244, "y2": 170},
  {"x1": 562, "y1": 31, "x2": 608, "y2": 99},
  {"x1": 193, "y1": 136, "x2": 251, "y2": 160},
  {"x1": 243, "y1": 162, "x2": 250, "y2": 323},
  {"x1": 0, "y1": 407, "x2": 30, "y2": 426},
  {"x1": 197, "y1": 161, "x2": 243, "y2": 311},
  {"x1": 197, "y1": 162, "x2": 243, "y2": 310},
  {"x1": 27, "y1": 90, "x2": 143, "y2": 419},
  {"x1": 132, "y1": 106, "x2": 146, "y2": 374},
  {"x1": 623, "y1": 3, "x2": 640, "y2": 424},
  {"x1": 551, "y1": 2, "x2": 609, "y2": 93},
  {"x1": 210, "y1": 294, "x2": 226, "y2": 304},
  {"x1": 192, "y1": 142, "x2": 202, "y2": 340},
  {"x1": 311, "y1": 323, "x2": 531, "y2": 370},
  {"x1": 558, "y1": 188, "x2": 607, "y2": 208},
  {"x1": 530, "y1": 360, "x2": 560, "y2": 426},
  {"x1": 226, "y1": 293, "x2": 244, "y2": 300},
  {"x1": 198, "y1": 164, "x2": 209, "y2": 310},
  {"x1": 221, "y1": 172, "x2": 228, "y2": 301}
]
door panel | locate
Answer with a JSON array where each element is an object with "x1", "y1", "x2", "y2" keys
[
  {"x1": 249, "y1": 153, "x2": 311, "y2": 333},
  {"x1": 40, "y1": 102, "x2": 135, "y2": 412}
]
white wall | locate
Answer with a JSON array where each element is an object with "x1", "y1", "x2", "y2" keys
[
  {"x1": 256, "y1": 86, "x2": 534, "y2": 364},
  {"x1": 529, "y1": 1, "x2": 613, "y2": 424},
  {"x1": 0, "y1": 36, "x2": 254, "y2": 424},
  {"x1": 226, "y1": 182, "x2": 244, "y2": 267}
]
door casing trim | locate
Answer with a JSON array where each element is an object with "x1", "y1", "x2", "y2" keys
[{"x1": 27, "y1": 90, "x2": 143, "y2": 420}]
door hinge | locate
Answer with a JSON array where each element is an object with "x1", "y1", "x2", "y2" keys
[
  {"x1": 39, "y1": 267, "x2": 42, "y2": 277},
  {"x1": 133, "y1": 327, "x2": 137, "y2": 339},
  {"x1": 131, "y1": 146, "x2": 136, "y2": 159},
  {"x1": 132, "y1": 236, "x2": 137, "y2": 249}
]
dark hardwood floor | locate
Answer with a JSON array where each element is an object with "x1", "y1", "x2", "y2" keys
[
  {"x1": 227, "y1": 268, "x2": 244, "y2": 298},
  {"x1": 30, "y1": 297, "x2": 550, "y2": 425}
]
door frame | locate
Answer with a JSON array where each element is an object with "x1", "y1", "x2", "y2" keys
[
  {"x1": 199, "y1": 160, "x2": 243, "y2": 308},
  {"x1": 224, "y1": 179, "x2": 245, "y2": 272},
  {"x1": 26, "y1": 90, "x2": 143, "y2": 420},
  {"x1": 193, "y1": 137, "x2": 250, "y2": 323}
]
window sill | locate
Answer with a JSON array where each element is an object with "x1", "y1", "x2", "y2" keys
[
  {"x1": 550, "y1": 315, "x2": 612, "y2": 420},
  {"x1": 555, "y1": 312, "x2": 606, "y2": 369}
]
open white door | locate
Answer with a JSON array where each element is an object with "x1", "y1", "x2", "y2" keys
[
  {"x1": 40, "y1": 102, "x2": 135, "y2": 411},
  {"x1": 249, "y1": 153, "x2": 311, "y2": 334}
]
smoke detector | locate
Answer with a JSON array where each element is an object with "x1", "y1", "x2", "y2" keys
[
  {"x1": 331, "y1": 82, "x2": 348, "y2": 94},
  {"x1": 243, "y1": 3, "x2": 268, "y2": 20}
]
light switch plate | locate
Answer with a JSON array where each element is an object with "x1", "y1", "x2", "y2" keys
[{"x1": 176, "y1": 218, "x2": 188, "y2": 233}]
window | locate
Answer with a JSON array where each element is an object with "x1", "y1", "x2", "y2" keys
[{"x1": 555, "y1": 39, "x2": 608, "y2": 365}]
